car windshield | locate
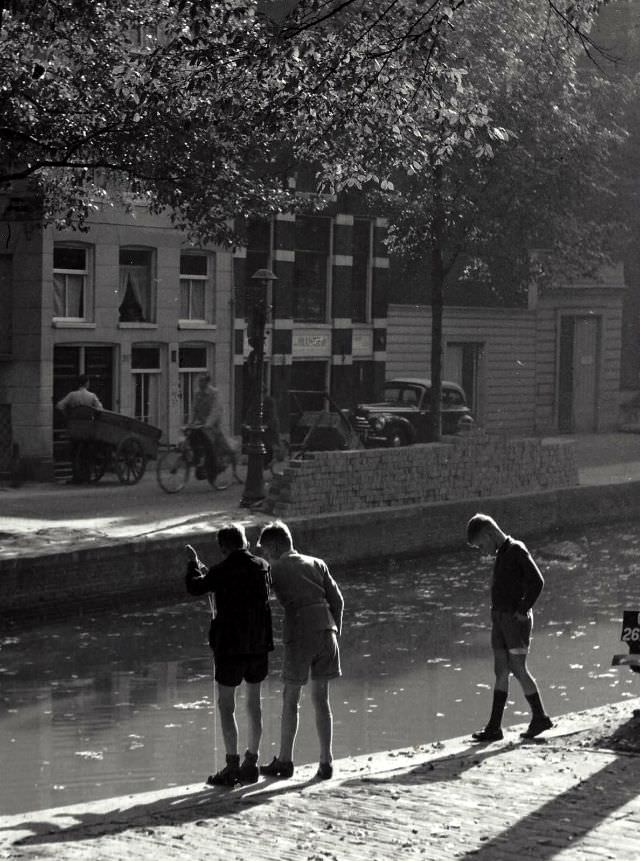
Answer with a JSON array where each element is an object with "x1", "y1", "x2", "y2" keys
[{"x1": 383, "y1": 385, "x2": 422, "y2": 406}]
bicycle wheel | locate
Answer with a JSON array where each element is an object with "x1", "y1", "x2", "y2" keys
[{"x1": 156, "y1": 449, "x2": 190, "y2": 493}]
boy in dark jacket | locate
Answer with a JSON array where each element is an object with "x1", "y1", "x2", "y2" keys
[
  {"x1": 186, "y1": 523, "x2": 272, "y2": 786},
  {"x1": 467, "y1": 513, "x2": 553, "y2": 742}
]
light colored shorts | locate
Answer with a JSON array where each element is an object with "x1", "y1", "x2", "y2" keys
[
  {"x1": 491, "y1": 609, "x2": 533, "y2": 655},
  {"x1": 283, "y1": 630, "x2": 341, "y2": 685}
]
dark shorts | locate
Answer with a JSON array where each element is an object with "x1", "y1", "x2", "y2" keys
[
  {"x1": 214, "y1": 652, "x2": 269, "y2": 687},
  {"x1": 283, "y1": 630, "x2": 341, "y2": 686},
  {"x1": 491, "y1": 610, "x2": 533, "y2": 654}
]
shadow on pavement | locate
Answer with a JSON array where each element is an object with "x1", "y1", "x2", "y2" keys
[
  {"x1": 338, "y1": 725, "x2": 640, "y2": 859},
  {"x1": 1, "y1": 776, "x2": 319, "y2": 848},
  {"x1": 455, "y1": 720, "x2": 640, "y2": 860},
  {"x1": 341, "y1": 741, "x2": 512, "y2": 789}
]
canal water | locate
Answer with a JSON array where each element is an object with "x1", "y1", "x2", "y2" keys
[{"x1": 2, "y1": 521, "x2": 640, "y2": 815}]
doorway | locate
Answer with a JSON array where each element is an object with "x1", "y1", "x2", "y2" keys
[
  {"x1": 558, "y1": 316, "x2": 600, "y2": 433},
  {"x1": 53, "y1": 345, "x2": 114, "y2": 470},
  {"x1": 445, "y1": 341, "x2": 484, "y2": 421}
]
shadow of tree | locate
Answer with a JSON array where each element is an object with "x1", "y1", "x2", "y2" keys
[
  {"x1": 343, "y1": 723, "x2": 640, "y2": 860},
  {"x1": 457, "y1": 741, "x2": 640, "y2": 860}
]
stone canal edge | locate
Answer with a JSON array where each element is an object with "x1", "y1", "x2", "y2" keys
[{"x1": 4, "y1": 479, "x2": 640, "y2": 619}]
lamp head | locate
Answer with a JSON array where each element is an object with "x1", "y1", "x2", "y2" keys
[{"x1": 251, "y1": 268, "x2": 277, "y2": 284}]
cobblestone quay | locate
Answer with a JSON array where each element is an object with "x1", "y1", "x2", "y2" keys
[{"x1": 2, "y1": 699, "x2": 640, "y2": 860}]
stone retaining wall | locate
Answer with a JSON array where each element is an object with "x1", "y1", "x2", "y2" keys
[
  {"x1": 5, "y1": 479, "x2": 640, "y2": 621},
  {"x1": 266, "y1": 433, "x2": 578, "y2": 517}
]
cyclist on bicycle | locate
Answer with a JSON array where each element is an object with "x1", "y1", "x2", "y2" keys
[{"x1": 188, "y1": 374, "x2": 240, "y2": 483}]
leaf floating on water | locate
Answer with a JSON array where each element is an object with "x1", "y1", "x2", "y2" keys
[
  {"x1": 173, "y1": 699, "x2": 211, "y2": 710},
  {"x1": 75, "y1": 750, "x2": 104, "y2": 761}
]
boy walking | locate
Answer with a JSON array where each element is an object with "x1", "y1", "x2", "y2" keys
[
  {"x1": 257, "y1": 520, "x2": 343, "y2": 780},
  {"x1": 466, "y1": 513, "x2": 552, "y2": 741},
  {"x1": 186, "y1": 523, "x2": 272, "y2": 786}
]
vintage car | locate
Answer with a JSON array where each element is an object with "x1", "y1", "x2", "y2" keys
[{"x1": 350, "y1": 377, "x2": 474, "y2": 447}]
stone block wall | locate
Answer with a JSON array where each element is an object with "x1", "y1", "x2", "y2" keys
[{"x1": 265, "y1": 432, "x2": 578, "y2": 517}]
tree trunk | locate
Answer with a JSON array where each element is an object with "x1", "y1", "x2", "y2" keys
[{"x1": 429, "y1": 167, "x2": 445, "y2": 442}]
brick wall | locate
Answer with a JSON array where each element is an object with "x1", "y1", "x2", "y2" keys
[{"x1": 265, "y1": 431, "x2": 578, "y2": 517}]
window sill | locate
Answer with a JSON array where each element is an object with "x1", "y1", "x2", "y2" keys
[
  {"x1": 178, "y1": 321, "x2": 217, "y2": 330},
  {"x1": 52, "y1": 320, "x2": 96, "y2": 329},
  {"x1": 118, "y1": 322, "x2": 158, "y2": 329}
]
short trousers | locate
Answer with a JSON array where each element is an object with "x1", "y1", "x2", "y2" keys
[
  {"x1": 491, "y1": 609, "x2": 533, "y2": 654},
  {"x1": 283, "y1": 630, "x2": 341, "y2": 686},
  {"x1": 214, "y1": 652, "x2": 269, "y2": 687}
]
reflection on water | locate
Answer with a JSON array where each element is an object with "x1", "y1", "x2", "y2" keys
[{"x1": 2, "y1": 521, "x2": 640, "y2": 814}]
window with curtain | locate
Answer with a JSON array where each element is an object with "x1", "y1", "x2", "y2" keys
[
  {"x1": 179, "y1": 253, "x2": 212, "y2": 321},
  {"x1": 53, "y1": 246, "x2": 88, "y2": 319},
  {"x1": 119, "y1": 248, "x2": 153, "y2": 323}
]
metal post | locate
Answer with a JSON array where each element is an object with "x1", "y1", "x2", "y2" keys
[{"x1": 240, "y1": 268, "x2": 277, "y2": 507}]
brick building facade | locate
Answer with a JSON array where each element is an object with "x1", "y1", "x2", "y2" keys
[
  {"x1": 0, "y1": 194, "x2": 388, "y2": 480},
  {"x1": 233, "y1": 210, "x2": 389, "y2": 435}
]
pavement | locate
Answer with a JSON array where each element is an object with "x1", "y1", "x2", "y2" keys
[
  {"x1": 1, "y1": 432, "x2": 640, "y2": 560},
  {"x1": 2, "y1": 431, "x2": 640, "y2": 859},
  {"x1": 1, "y1": 698, "x2": 640, "y2": 860}
]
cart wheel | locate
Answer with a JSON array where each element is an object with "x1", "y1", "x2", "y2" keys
[
  {"x1": 87, "y1": 442, "x2": 108, "y2": 483},
  {"x1": 156, "y1": 448, "x2": 190, "y2": 493},
  {"x1": 115, "y1": 436, "x2": 146, "y2": 484}
]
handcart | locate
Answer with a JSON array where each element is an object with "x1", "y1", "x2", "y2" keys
[{"x1": 66, "y1": 406, "x2": 161, "y2": 484}]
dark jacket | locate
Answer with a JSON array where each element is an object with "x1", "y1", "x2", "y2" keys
[
  {"x1": 491, "y1": 537, "x2": 544, "y2": 615},
  {"x1": 186, "y1": 548, "x2": 273, "y2": 656}
]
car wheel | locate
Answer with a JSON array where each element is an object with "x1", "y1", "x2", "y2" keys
[{"x1": 387, "y1": 428, "x2": 408, "y2": 447}]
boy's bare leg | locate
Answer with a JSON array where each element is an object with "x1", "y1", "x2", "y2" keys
[
  {"x1": 311, "y1": 678, "x2": 333, "y2": 764},
  {"x1": 279, "y1": 683, "x2": 302, "y2": 762},
  {"x1": 245, "y1": 682, "x2": 262, "y2": 756},
  {"x1": 216, "y1": 683, "x2": 238, "y2": 756}
]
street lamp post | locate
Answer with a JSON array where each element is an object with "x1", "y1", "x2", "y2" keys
[{"x1": 240, "y1": 268, "x2": 277, "y2": 508}]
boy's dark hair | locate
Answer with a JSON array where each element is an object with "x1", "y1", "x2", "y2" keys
[
  {"x1": 217, "y1": 523, "x2": 247, "y2": 552},
  {"x1": 78, "y1": 374, "x2": 90, "y2": 387},
  {"x1": 466, "y1": 513, "x2": 498, "y2": 544},
  {"x1": 258, "y1": 520, "x2": 293, "y2": 553}
]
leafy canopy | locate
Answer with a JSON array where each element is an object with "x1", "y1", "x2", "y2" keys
[
  {"x1": 0, "y1": 0, "x2": 612, "y2": 244},
  {"x1": 357, "y1": 0, "x2": 631, "y2": 299}
]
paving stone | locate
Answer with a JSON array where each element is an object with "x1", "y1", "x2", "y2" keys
[{"x1": 2, "y1": 701, "x2": 640, "y2": 861}]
